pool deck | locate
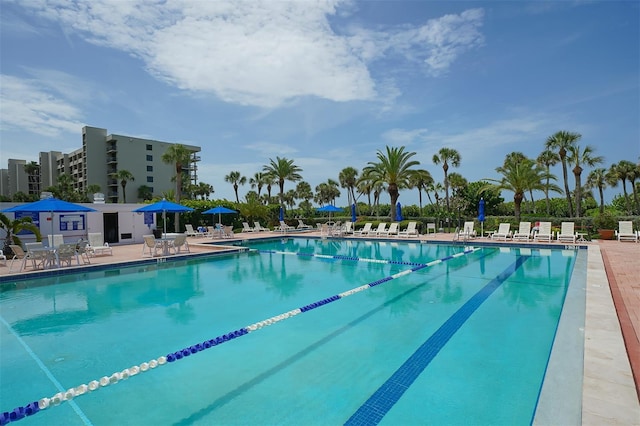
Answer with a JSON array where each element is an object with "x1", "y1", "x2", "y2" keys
[{"x1": 1, "y1": 230, "x2": 638, "y2": 424}]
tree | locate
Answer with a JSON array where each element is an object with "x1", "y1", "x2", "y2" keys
[
  {"x1": 162, "y1": 144, "x2": 193, "y2": 232},
  {"x1": 295, "y1": 181, "x2": 313, "y2": 208},
  {"x1": 0, "y1": 212, "x2": 42, "y2": 256},
  {"x1": 408, "y1": 169, "x2": 434, "y2": 215},
  {"x1": 586, "y1": 168, "x2": 608, "y2": 215},
  {"x1": 224, "y1": 171, "x2": 247, "y2": 203},
  {"x1": 432, "y1": 147, "x2": 461, "y2": 219},
  {"x1": 607, "y1": 160, "x2": 636, "y2": 215},
  {"x1": 566, "y1": 144, "x2": 603, "y2": 217},
  {"x1": 24, "y1": 161, "x2": 40, "y2": 196},
  {"x1": 116, "y1": 170, "x2": 135, "y2": 203},
  {"x1": 195, "y1": 182, "x2": 214, "y2": 200},
  {"x1": 262, "y1": 157, "x2": 303, "y2": 208},
  {"x1": 364, "y1": 146, "x2": 420, "y2": 221},
  {"x1": 137, "y1": 185, "x2": 153, "y2": 201},
  {"x1": 249, "y1": 172, "x2": 269, "y2": 198},
  {"x1": 536, "y1": 149, "x2": 560, "y2": 216},
  {"x1": 50, "y1": 173, "x2": 82, "y2": 202},
  {"x1": 338, "y1": 167, "x2": 359, "y2": 205},
  {"x1": 545, "y1": 131, "x2": 580, "y2": 217}
]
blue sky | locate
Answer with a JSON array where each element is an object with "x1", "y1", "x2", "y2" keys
[{"x1": 1, "y1": 0, "x2": 638, "y2": 206}]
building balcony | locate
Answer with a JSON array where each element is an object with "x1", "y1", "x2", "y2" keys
[{"x1": 107, "y1": 157, "x2": 117, "y2": 164}]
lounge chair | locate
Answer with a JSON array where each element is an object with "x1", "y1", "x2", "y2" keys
[
  {"x1": 425, "y1": 223, "x2": 436, "y2": 236},
  {"x1": 369, "y1": 223, "x2": 387, "y2": 237},
  {"x1": 8, "y1": 245, "x2": 32, "y2": 272},
  {"x1": 222, "y1": 225, "x2": 234, "y2": 238},
  {"x1": 87, "y1": 232, "x2": 113, "y2": 256},
  {"x1": 0, "y1": 250, "x2": 6, "y2": 266},
  {"x1": 380, "y1": 222, "x2": 399, "y2": 237},
  {"x1": 169, "y1": 234, "x2": 190, "y2": 253},
  {"x1": 297, "y1": 219, "x2": 312, "y2": 230},
  {"x1": 353, "y1": 222, "x2": 372, "y2": 236},
  {"x1": 341, "y1": 222, "x2": 353, "y2": 235},
  {"x1": 491, "y1": 223, "x2": 512, "y2": 241},
  {"x1": 48, "y1": 234, "x2": 64, "y2": 248},
  {"x1": 512, "y1": 222, "x2": 532, "y2": 241},
  {"x1": 278, "y1": 220, "x2": 294, "y2": 232},
  {"x1": 253, "y1": 221, "x2": 269, "y2": 232},
  {"x1": 398, "y1": 221, "x2": 419, "y2": 237},
  {"x1": 533, "y1": 222, "x2": 553, "y2": 242},
  {"x1": 185, "y1": 224, "x2": 200, "y2": 237},
  {"x1": 616, "y1": 221, "x2": 639, "y2": 242},
  {"x1": 242, "y1": 222, "x2": 255, "y2": 232},
  {"x1": 557, "y1": 222, "x2": 577, "y2": 243},
  {"x1": 142, "y1": 235, "x2": 163, "y2": 257},
  {"x1": 458, "y1": 221, "x2": 476, "y2": 239}
]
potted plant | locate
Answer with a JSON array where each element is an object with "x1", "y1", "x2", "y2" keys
[{"x1": 594, "y1": 212, "x2": 616, "y2": 240}]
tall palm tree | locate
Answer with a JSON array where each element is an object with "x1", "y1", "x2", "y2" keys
[
  {"x1": 162, "y1": 144, "x2": 193, "y2": 232},
  {"x1": 23, "y1": 161, "x2": 40, "y2": 196},
  {"x1": 545, "y1": 131, "x2": 580, "y2": 217},
  {"x1": 566, "y1": 144, "x2": 603, "y2": 217},
  {"x1": 536, "y1": 149, "x2": 560, "y2": 216},
  {"x1": 356, "y1": 174, "x2": 374, "y2": 212},
  {"x1": 262, "y1": 157, "x2": 303, "y2": 207},
  {"x1": 432, "y1": 147, "x2": 461, "y2": 219},
  {"x1": 607, "y1": 160, "x2": 636, "y2": 215},
  {"x1": 195, "y1": 182, "x2": 214, "y2": 200},
  {"x1": 586, "y1": 168, "x2": 608, "y2": 215},
  {"x1": 363, "y1": 146, "x2": 420, "y2": 221},
  {"x1": 249, "y1": 172, "x2": 268, "y2": 198},
  {"x1": 116, "y1": 170, "x2": 135, "y2": 203},
  {"x1": 224, "y1": 171, "x2": 247, "y2": 203},
  {"x1": 408, "y1": 169, "x2": 434, "y2": 215},
  {"x1": 338, "y1": 167, "x2": 359, "y2": 205}
]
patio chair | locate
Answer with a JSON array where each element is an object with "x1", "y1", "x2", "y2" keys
[
  {"x1": 557, "y1": 222, "x2": 577, "y2": 243},
  {"x1": 169, "y1": 234, "x2": 190, "y2": 254},
  {"x1": 142, "y1": 235, "x2": 163, "y2": 257},
  {"x1": 223, "y1": 225, "x2": 234, "y2": 238},
  {"x1": 398, "y1": 221, "x2": 419, "y2": 238},
  {"x1": 185, "y1": 224, "x2": 200, "y2": 237},
  {"x1": 76, "y1": 239, "x2": 91, "y2": 264},
  {"x1": 242, "y1": 222, "x2": 255, "y2": 232},
  {"x1": 297, "y1": 219, "x2": 312, "y2": 230},
  {"x1": 512, "y1": 222, "x2": 532, "y2": 241},
  {"x1": 278, "y1": 221, "x2": 294, "y2": 232},
  {"x1": 533, "y1": 222, "x2": 553, "y2": 242},
  {"x1": 57, "y1": 243, "x2": 79, "y2": 267},
  {"x1": 369, "y1": 223, "x2": 387, "y2": 237},
  {"x1": 0, "y1": 249, "x2": 6, "y2": 266},
  {"x1": 341, "y1": 222, "x2": 353, "y2": 235},
  {"x1": 457, "y1": 221, "x2": 476, "y2": 239},
  {"x1": 616, "y1": 221, "x2": 639, "y2": 242},
  {"x1": 8, "y1": 245, "x2": 33, "y2": 272},
  {"x1": 48, "y1": 234, "x2": 64, "y2": 248},
  {"x1": 425, "y1": 223, "x2": 436, "y2": 236},
  {"x1": 491, "y1": 223, "x2": 512, "y2": 241},
  {"x1": 253, "y1": 221, "x2": 269, "y2": 232},
  {"x1": 87, "y1": 232, "x2": 113, "y2": 256},
  {"x1": 353, "y1": 222, "x2": 372, "y2": 236},
  {"x1": 380, "y1": 222, "x2": 399, "y2": 237}
]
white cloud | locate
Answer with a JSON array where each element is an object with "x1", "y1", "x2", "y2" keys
[
  {"x1": 17, "y1": 0, "x2": 484, "y2": 108},
  {"x1": 382, "y1": 128, "x2": 430, "y2": 145}
]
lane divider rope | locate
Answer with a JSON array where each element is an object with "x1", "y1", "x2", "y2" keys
[
  {"x1": 1, "y1": 247, "x2": 480, "y2": 425},
  {"x1": 256, "y1": 249, "x2": 424, "y2": 266}
]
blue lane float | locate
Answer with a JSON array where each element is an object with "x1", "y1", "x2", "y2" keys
[
  {"x1": 257, "y1": 249, "x2": 425, "y2": 267},
  {"x1": 1, "y1": 247, "x2": 480, "y2": 424}
]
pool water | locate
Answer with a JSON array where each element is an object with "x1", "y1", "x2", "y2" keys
[{"x1": 0, "y1": 239, "x2": 580, "y2": 425}]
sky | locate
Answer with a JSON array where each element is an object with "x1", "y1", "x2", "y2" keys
[{"x1": 1, "y1": 0, "x2": 638, "y2": 207}]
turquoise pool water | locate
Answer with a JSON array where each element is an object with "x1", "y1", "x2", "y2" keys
[{"x1": 0, "y1": 239, "x2": 580, "y2": 425}]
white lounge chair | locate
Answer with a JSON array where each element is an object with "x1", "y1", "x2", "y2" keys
[
  {"x1": 616, "y1": 221, "x2": 639, "y2": 242},
  {"x1": 278, "y1": 220, "x2": 294, "y2": 232},
  {"x1": 458, "y1": 221, "x2": 476, "y2": 239},
  {"x1": 48, "y1": 234, "x2": 64, "y2": 248},
  {"x1": 557, "y1": 222, "x2": 577, "y2": 243},
  {"x1": 341, "y1": 222, "x2": 353, "y2": 235},
  {"x1": 297, "y1": 219, "x2": 312, "y2": 229},
  {"x1": 353, "y1": 223, "x2": 372, "y2": 236},
  {"x1": 425, "y1": 223, "x2": 436, "y2": 236},
  {"x1": 222, "y1": 225, "x2": 234, "y2": 238},
  {"x1": 512, "y1": 222, "x2": 532, "y2": 241},
  {"x1": 533, "y1": 222, "x2": 553, "y2": 242},
  {"x1": 87, "y1": 232, "x2": 113, "y2": 256},
  {"x1": 491, "y1": 223, "x2": 512, "y2": 241},
  {"x1": 380, "y1": 222, "x2": 399, "y2": 237},
  {"x1": 398, "y1": 221, "x2": 419, "y2": 237},
  {"x1": 242, "y1": 222, "x2": 255, "y2": 232},
  {"x1": 142, "y1": 235, "x2": 163, "y2": 257},
  {"x1": 253, "y1": 222, "x2": 269, "y2": 232},
  {"x1": 185, "y1": 224, "x2": 200, "y2": 237},
  {"x1": 169, "y1": 234, "x2": 190, "y2": 253},
  {"x1": 369, "y1": 223, "x2": 387, "y2": 236}
]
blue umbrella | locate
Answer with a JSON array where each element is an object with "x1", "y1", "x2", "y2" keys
[
  {"x1": 202, "y1": 205, "x2": 237, "y2": 226},
  {"x1": 396, "y1": 202, "x2": 403, "y2": 222},
  {"x1": 351, "y1": 203, "x2": 357, "y2": 223},
  {"x1": 317, "y1": 204, "x2": 342, "y2": 221},
  {"x1": 279, "y1": 206, "x2": 284, "y2": 222},
  {"x1": 134, "y1": 199, "x2": 194, "y2": 235},
  {"x1": 478, "y1": 198, "x2": 485, "y2": 237},
  {"x1": 2, "y1": 197, "x2": 97, "y2": 236}
]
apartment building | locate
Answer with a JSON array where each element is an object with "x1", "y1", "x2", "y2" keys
[{"x1": 1, "y1": 126, "x2": 201, "y2": 203}]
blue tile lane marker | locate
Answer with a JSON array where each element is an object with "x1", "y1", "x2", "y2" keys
[
  {"x1": 344, "y1": 254, "x2": 530, "y2": 426},
  {"x1": 1, "y1": 247, "x2": 480, "y2": 425}
]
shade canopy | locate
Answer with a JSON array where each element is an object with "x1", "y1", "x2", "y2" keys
[
  {"x1": 133, "y1": 199, "x2": 194, "y2": 214},
  {"x1": 317, "y1": 205, "x2": 342, "y2": 213},
  {"x1": 2, "y1": 197, "x2": 96, "y2": 213},
  {"x1": 396, "y1": 202, "x2": 403, "y2": 222}
]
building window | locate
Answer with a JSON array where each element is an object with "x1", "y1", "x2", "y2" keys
[
  {"x1": 147, "y1": 176, "x2": 154, "y2": 183},
  {"x1": 146, "y1": 144, "x2": 152, "y2": 151},
  {"x1": 147, "y1": 165, "x2": 153, "y2": 172},
  {"x1": 146, "y1": 155, "x2": 153, "y2": 161}
]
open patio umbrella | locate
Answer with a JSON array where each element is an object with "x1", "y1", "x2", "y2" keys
[
  {"x1": 202, "y1": 206, "x2": 237, "y2": 226},
  {"x1": 134, "y1": 199, "x2": 194, "y2": 236},
  {"x1": 351, "y1": 203, "x2": 357, "y2": 223},
  {"x1": 396, "y1": 202, "x2": 403, "y2": 222},
  {"x1": 478, "y1": 198, "x2": 485, "y2": 237},
  {"x1": 2, "y1": 197, "x2": 97, "y2": 236},
  {"x1": 317, "y1": 204, "x2": 342, "y2": 222}
]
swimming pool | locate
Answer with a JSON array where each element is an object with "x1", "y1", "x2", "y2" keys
[{"x1": 0, "y1": 239, "x2": 585, "y2": 425}]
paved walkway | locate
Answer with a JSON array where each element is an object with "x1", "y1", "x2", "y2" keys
[{"x1": 0, "y1": 231, "x2": 638, "y2": 423}]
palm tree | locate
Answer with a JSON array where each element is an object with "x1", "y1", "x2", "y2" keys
[
  {"x1": 408, "y1": 169, "x2": 434, "y2": 215},
  {"x1": 536, "y1": 149, "x2": 560, "y2": 216},
  {"x1": 566, "y1": 144, "x2": 603, "y2": 217},
  {"x1": 249, "y1": 172, "x2": 269, "y2": 198},
  {"x1": 195, "y1": 182, "x2": 214, "y2": 200},
  {"x1": 545, "y1": 131, "x2": 580, "y2": 217},
  {"x1": 586, "y1": 168, "x2": 608, "y2": 214},
  {"x1": 116, "y1": 170, "x2": 135, "y2": 203},
  {"x1": 0, "y1": 212, "x2": 42, "y2": 255},
  {"x1": 137, "y1": 185, "x2": 153, "y2": 201},
  {"x1": 262, "y1": 157, "x2": 303, "y2": 207},
  {"x1": 363, "y1": 146, "x2": 420, "y2": 221},
  {"x1": 338, "y1": 167, "x2": 359, "y2": 205},
  {"x1": 356, "y1": 174, "x2": 374, "y2": 212},
  {"x1": 608, "y1": 160, "x2": 636, "y2": 215},
  {"x1": 162, "y1": 144, "x2": 193, "y2": 232},
  {"x1": 224, "y1": 171, "x2": 247, "y2": 203},
  {"x1": 432, "y1": 147, "x2": 461, "y2": 219},
  {"x1": 23, "y1": 161, "x2": 40, "y2": 196}
]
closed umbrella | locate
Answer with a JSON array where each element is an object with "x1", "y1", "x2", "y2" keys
[
  {"x1": 478, "y1": 198, "x2": 485, "y2": 237},
  {"x1": 351, "y1": 203, "x2": 357, "y2": 223},
  {"x1": 202, "y1": 206, "x2": 237, "y2": 226},
  {"x1": 134, "y1": 199, "x2": 194, "y2": 236},
  {"x1": 279, "y1": 206, "x2": 284, "y2": 222},
  {"x1": 396, "y1": 202, "x2": 403, "y2": 222}
]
